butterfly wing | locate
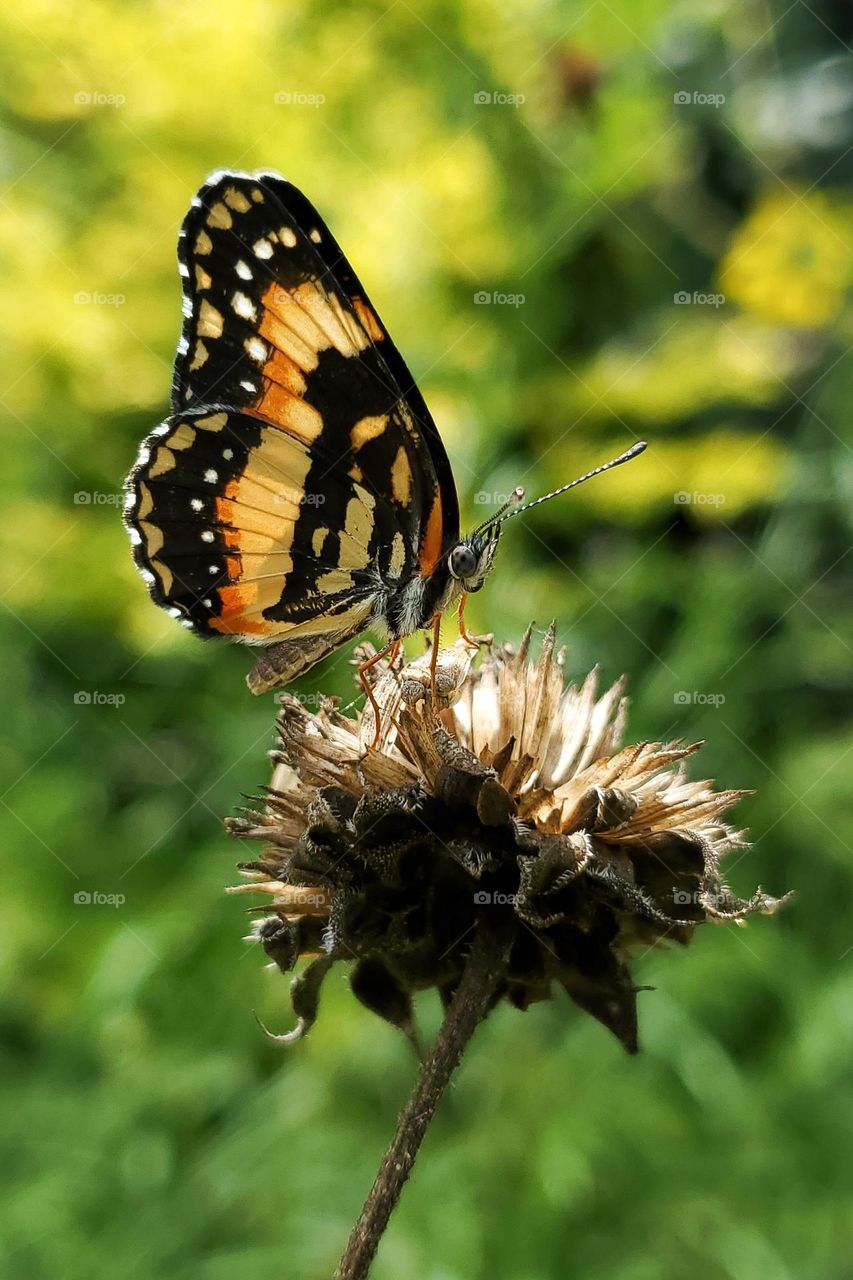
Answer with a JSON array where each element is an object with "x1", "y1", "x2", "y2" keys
[
  {"x1": 125, "y1": 169, "x2": 460, "y2": 672},
  {"x1": 174, "y1": 169, "x2": 459, "y2": 567},
  {"x1": 125, "y1": 405, "x2": 388, "y2": 642}
]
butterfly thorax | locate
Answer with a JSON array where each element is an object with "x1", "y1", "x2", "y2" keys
[
  {"x1": 378, "y1": 565, "x2": 456, "y2": 640},
  {"x1": 378, "y1": 525, "x2": 501, "y2": 641}
]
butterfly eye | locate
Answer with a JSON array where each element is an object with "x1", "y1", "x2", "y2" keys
[{"x1": 449, "y1": 544, "x2": 478, "y2": 579}]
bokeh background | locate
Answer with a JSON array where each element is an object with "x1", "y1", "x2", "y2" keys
[{"x1": 2, "y1": 1, "x2": 852, "y2": 1277}]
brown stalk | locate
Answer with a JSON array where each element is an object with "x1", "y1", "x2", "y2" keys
[{"x1": 334, "y1": 922, "x2": 507, "y2": 1280}]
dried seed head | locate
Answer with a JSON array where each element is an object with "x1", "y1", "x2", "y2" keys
[{"x1": 228, "y1": 628, "x2": 789, "y2": 1053}]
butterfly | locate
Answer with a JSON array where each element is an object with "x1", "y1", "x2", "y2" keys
[{"x1": 124, "y1": 169, "x2": 646, "y2": 724}]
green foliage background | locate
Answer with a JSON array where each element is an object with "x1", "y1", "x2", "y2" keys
[{"x1": 1, "y1": 2, "x2": 851, "y2": 1277}]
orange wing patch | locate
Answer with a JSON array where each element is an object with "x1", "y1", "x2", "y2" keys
[
  {"x1": 352, "y1": 297, "x2": 384, "y2": 342},
  {"x1": 417, "y1": 491, "x2": 444, "y2": 574},
  {"x1": 207, "y1": 426, "x2": 314, "y2": 636},
  {"x1": 246, "y1": 280, "x2": 383, "y2": 440}
]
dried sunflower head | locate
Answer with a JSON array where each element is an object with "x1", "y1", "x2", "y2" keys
[{"x1": 228, "y1": 628, "x2": 788, "y2": 1054}]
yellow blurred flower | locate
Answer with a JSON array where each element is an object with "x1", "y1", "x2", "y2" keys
[{"x1": 720, "y1": 189, "x2": 853, "y2": 327}]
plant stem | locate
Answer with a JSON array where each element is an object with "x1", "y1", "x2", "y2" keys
[{"x1": 334, "y1": 922, "x2": 505, "y2": 1280}]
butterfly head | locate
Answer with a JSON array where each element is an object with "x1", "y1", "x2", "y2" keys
[
  {"x1": 446, "y1": 523, "x2": 503, "y2": 594},
  {"x1": 441, "y1": 442, "x2": 649, "y2": 607}
]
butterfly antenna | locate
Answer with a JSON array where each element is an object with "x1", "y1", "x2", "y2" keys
[{"x1": 498, "y1": 440, "x2": 647, "y2": 525}]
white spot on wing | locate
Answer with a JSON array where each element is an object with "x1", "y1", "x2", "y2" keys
[
  {"x1": 232, "y1": 292, "x2": 256, "y2": 321},
  {"x1": 204, "y1": 469, "x2": 218, "y2": 483},
  {"x1": 190, "y1": 497, "x2": 203, "y2": 512},
  {"x1": 245, "y1": 336, "x2": 267, "y2": 363},
  {"x1": 235, "y1": 260, "x2": 253, "y2": 280},
  {"x1": 201, "y1": 530, "x2": 214, "y2": 543},
  {"x1": 253, "y1": 238, "x2": 273, "y2": 259}
]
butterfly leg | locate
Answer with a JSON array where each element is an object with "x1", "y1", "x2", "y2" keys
[
  {"x1": 457, "y1": 593, "x2": 482, "y2": 650},
  {"x1": 358, "y1": 640, "x2": 398, "y2": 750},
  {"x1": 428, "y1": 611, "x2": 442, "y2": 699}
]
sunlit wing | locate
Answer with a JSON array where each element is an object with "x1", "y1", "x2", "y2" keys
[{"x1": 125, "y1": 170, "x2": 462, "y2": 660}]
